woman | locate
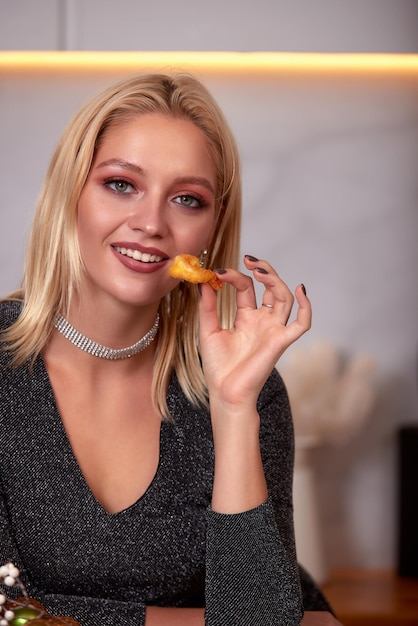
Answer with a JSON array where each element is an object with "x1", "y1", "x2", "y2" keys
[{"x1": 0, "y1": 73, "x2": 339, "y2": 625}]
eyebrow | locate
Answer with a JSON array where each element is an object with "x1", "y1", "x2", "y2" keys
[
  {"x1": 95, "y1": 159, "x2": 215, "y2": 196},
  {"x1": 173, "y1": 176, "x2": 215, "y2": 196},
  {"x1": 96, "y1": 159, "x2": 143, "y2": 175}
]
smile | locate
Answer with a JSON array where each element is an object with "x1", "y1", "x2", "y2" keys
[{"x1": 113, "y1": 246, "x2": 164, "y2": 263}]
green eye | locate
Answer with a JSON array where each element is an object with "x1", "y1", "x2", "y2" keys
[
  {"x1": 115, "y1": 181, "x2": 129, "y2": 192},
  {"x1": 174, "y1": 195, "x2": 202, "y2": 208},
  {"x1": 106, "y1": 179, "x2": 134, "y2": 193}
]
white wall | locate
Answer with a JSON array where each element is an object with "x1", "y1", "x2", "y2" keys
[
  {"x1": 1, "y1": 0, "x2": 417, "y2": 575},
  {"x1": 1, "y1": 0, "x2": 418, "y2": 52}
]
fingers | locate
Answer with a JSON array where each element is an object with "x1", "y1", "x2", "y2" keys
[
  {"x1": 198, "y1": 267, "x2": 258, "y2": 337},
  {"x1": 198, "y1": 281, "x2": 221, "y2": 336},
  {"x1": 199, "y1": 254, "x2": 312, "y2": 340},
  {"x1": 213, "y1": 267, "x2": 258, "y2": 310},
  {"x1": 286, "y1": 282, "x2": 312, "y2": 341},
  {"x1": 243, "y1": 255, "x2": 310, "y2": 330},
  {"x1": 244, "y1": 255, "x2": 293, "y2": 309}
]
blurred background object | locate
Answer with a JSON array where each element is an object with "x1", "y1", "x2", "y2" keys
[{"x1": 280, "y1": 341, "x2": 377, "y2": 581}]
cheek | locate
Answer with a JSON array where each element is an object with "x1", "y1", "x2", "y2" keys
[
  {"x1": 76, "y1": 208, "x2": 88, "y2": 244},
  {"x1": 77, "y1": 195, "x2": 110, "y2": 246},
  {"x1": 76, "y1": 192, "x2": 91, "y2": 238},
  {"x1": 76, "y1": 195, "x2": 105, "y2": 265},
  {"x1": 179, "y1": 213, "x2": 217, "y2": 254}
]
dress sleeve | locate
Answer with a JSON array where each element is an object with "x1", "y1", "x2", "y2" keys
[
  {"x1": 33, "y1": 594, "x2": 146, "y2": 626},
  {"x1": 258, "y1": 368, "x2": 300, "y2": 580},
  {"x1": 204, "y1": 369, "x2": 304, "y2": 625},
  {"x1": 257, "y1": 369, "x2": 334, "y2": 614},
  {"x1": 0, "y1": 481, "x2": 146, "y2": 626},
  {"x1": 205, "y1": 500, "x2": 303, "y2": 626}
]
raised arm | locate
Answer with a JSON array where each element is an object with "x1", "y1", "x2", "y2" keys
[
  {"x1": 199, "y1": 255, "x2": 310, "y2": 514},
  {"x1": 199, "y1": 255, "x2": 311, "y2": 625}
]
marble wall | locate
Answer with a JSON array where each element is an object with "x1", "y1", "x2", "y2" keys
[{"x1": 1, "y1": 0, "x2": 417, "y2": 575}]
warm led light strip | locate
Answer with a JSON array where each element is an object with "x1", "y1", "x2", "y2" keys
[{"x1": 1, "y1": 51, "x2": 418, "y2": 75}]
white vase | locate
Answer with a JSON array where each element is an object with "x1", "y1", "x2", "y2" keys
[{"x1": 293, "y1": 436, "x2": 328, "y2": 584}]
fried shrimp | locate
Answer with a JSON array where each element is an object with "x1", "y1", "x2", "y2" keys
[{"x1": 169, "y1": 254, "x2": 223, "y2": 290}]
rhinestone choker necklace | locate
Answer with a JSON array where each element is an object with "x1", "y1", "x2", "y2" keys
[{"x1": 54, "y1": 313, "x2": 160, "y2": 360}]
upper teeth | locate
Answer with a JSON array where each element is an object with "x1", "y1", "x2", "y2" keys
[{"x1": 114, "y1": 246, "x2": 163, "y2": 263}]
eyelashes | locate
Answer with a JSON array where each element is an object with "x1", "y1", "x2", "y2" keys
[
  {"x1": 172, "y1": 194, "x2": 207, "y2": 209},
  {"x1": 104, "y1": 178, "x2": 135, "y2": 194},
  {"x1": 103, "y1": 179, "x2": 208, "y2": 209}
]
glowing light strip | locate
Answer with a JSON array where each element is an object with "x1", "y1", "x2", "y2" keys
[{"x1": 1, "y1": 51, "x2": 418, "y2": 75}]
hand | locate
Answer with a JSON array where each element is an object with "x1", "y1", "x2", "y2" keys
[
  {"x1": 302, "y1": 612, "x2": 344, "y2": 625},
  {"x1": 199, "y1": 255, "x2": 311, "y2": 411}
]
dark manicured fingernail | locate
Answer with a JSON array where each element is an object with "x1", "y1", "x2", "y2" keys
[
  {"x1": 301, "y1": 283, "x2": 307, "y2": 295},
  {"x1": 255, "y1": 267, "x2": 268, "y2": 275},
  {"x1": 214, "y1": 268, "x2": 227, "y2": 274},
  {"x1": 245, "y1": 255, "x2": 259, "y2": 262}
]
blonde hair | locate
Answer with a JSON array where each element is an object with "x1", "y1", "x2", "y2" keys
[{"x1": 2, "y1": 73, "x2": 242, "y2": 418}]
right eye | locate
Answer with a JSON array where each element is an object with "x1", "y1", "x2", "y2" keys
[{"x1": 104, "y1": 179, "x2": 135, "y2": 194}]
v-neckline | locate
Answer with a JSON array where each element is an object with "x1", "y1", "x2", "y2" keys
[{"x1": 37, "y1": 353, "x2": 169, "y2": 517}]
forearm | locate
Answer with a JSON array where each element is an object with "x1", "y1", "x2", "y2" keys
[
  {"x1": 145, "y1": 606, "x2": 204, "y2": 625},
  {"x1": 210, "y1": 401, "x2": 268, "y2": 514},
  {"x1": 206, "y1": 396, "x2": 303, "y2": 624}
]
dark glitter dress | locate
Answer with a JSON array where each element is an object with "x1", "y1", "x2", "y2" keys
[{"x1": 0, "y1": 300, "x2": 331, "y2": 625}]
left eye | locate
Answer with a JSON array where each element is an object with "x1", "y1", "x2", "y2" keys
[
  {"x1": 105, "y1": 180, "x2": 134, "y2": 193},
  {"x1": 173, "y1": 195, "x2": 203, "y2": 208}
]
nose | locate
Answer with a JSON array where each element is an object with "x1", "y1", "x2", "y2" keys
[{"x1": 127, "y1": 192, "x2": 168, "y2": 238}]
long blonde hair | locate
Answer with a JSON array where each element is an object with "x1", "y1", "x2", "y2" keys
[{"x1": 2, "y1": 73, "x2": 242, "y2": 418}]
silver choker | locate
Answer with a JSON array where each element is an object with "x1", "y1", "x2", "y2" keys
[{"x1": 54, "y1": 313, "x2": 160, "y2": 360}]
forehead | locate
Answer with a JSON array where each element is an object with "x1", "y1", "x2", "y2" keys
[
  {"x1": 97, "y1": 113, "x2": 212, "y2": 158},
  {"x1": 91, "y1": 113, "x2": 220, "y2": 196}
]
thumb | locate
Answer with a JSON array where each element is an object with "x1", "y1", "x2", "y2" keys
[{"x1": 198, "y1": 282, "x2": 221, "y2": 339}]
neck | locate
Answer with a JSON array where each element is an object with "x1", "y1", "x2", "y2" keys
[
  {"x1": 54, "y1": 311, "x2": 160, "y2": 361},
  {"x1": 66, "y1": 290, "x2": 161, "y2": 343}
]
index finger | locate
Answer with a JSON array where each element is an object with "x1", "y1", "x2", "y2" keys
[{"x1": 211, "y1": 268, "x2": 257, "y2": 310}]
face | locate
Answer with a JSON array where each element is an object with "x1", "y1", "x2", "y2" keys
[{"x1": 77, "y1": 113, "x2": 217, "y2": 308}]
